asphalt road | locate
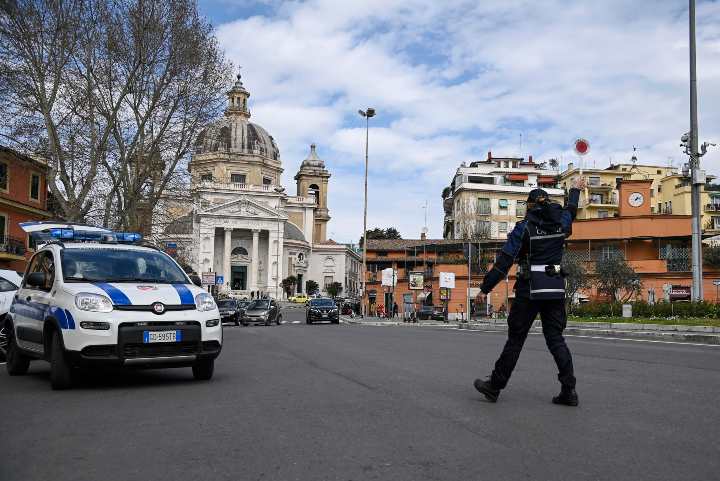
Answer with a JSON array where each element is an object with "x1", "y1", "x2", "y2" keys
[{"x1": 1, "y1": 305, "x2": 719, "y2": 481}]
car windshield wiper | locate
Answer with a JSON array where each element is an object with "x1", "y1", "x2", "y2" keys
[
  {"x1": 102, "y1": 277, "x2": 181, "y2": 284},
  {"x1": 64, "y1": 276, "x2": 99, "y2": 282}
]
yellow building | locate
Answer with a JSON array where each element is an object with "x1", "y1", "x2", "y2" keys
[{"x1": 560, "y1": 161, "x2": 719, "y2": 233}]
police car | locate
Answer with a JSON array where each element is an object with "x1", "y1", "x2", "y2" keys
[{"x1": 4, "y1": 223, "x2": 222, "y2": 390}]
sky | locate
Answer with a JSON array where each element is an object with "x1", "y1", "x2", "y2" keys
[{"x1": 198, "y1": 0, "x2": 720, "y2": 243}]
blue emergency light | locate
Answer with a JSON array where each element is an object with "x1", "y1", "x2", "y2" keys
[{"x1": 35, "y1": 227, "x2": 143, "y2": 245}]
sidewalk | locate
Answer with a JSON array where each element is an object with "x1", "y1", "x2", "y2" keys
[{"x1": 341, "y1": 316, "x2": 720, "y2": 345}]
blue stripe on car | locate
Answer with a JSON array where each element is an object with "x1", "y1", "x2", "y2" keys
[
  {"x1": 64, "y1": 309, "x2": 76, "y2": 329},
  {"x1": 93, "y1": 283, "x2": 132, "y2": 305},
  {"x1": 173, "y1": 284, "x2": 195, "y2": 305}
]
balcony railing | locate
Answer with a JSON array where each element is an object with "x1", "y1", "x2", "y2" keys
[
  {"x1": 199, "y1": 180, "x2": 275, "y2": 192},
  {"x1": 705, "y1": 204, "x2": 720, "y2": 212},
  {"x1": 0, "y1": 236, "x2": 26, "y2": 257}
]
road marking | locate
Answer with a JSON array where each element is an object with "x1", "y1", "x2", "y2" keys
[
  {"x1": 450, "y1": 327, "x2": 720, "y2": 348},
  {"x1": 291, "y1": 321, "x2": 301, "y2": 324}
]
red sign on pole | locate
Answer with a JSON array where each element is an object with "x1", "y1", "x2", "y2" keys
[{"x1": 574, "y1": 138, "x2": 590, "y2": 156}]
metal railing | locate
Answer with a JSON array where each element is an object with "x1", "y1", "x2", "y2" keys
[
  {"x1": 199, "y1": 181, "x2": 275, "y2": 192},
  {"x1": 0, "y1": 236, "x2": 26, "y2": 256}
]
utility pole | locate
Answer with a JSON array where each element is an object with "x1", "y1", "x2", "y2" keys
[
  {"x1": 358, "y1": 108, "x2": 376, "y2": 316},
  {"x1": 689, "y1": 0, "x2": 703, "y2": 302}
]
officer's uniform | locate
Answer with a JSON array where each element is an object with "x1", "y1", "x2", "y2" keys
[{"x1": 478, "y1": 187, "x2": 580, "y2": 401}]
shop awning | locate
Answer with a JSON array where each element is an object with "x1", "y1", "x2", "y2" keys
[
  {"x1": 506, "y1": 174, "x2": 528, "y2": 181},
  {"x1": 537, "y1": 175, "x2": 557, "y2": 184}
]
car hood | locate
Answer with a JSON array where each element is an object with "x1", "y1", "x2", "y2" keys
[
  {"x1": 62, "y1": 282, "x2": 201, "y2": 306},
  {"x1": 244, "y1": 308, "x2": 269, "y2": 316}
]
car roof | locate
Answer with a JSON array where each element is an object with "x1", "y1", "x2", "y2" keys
[{"x1": 46, "y1": 243, "x2": 160, "y2": 253}]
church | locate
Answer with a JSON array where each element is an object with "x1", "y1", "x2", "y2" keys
[{"x1": 166, "y1": 73, "x2": 361, "y2": 300}]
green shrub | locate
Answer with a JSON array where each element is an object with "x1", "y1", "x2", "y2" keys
[{"x1": 573, "y1": 300, "x2": 719, "y2": 319}]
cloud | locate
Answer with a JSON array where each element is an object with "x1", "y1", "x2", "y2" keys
[{"x1": 208, "y1": 0, "x2": 720, "y2": 241}]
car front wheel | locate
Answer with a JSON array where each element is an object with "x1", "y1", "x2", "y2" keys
[
  {"x1": 192, "y1": 358, "x2": 214, "y2": 380},
  {"x1": 50, "y1": 330, "x2": 74, "y2": 390},
  {"x1": 276, "y1": 315, "x2": 282, "y2": 325},
  {"x1": 6, "y1": 331, "x2": 30, "y2": 376}
]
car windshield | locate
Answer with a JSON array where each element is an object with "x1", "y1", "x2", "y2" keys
[
  {"x1": 61, "y1": 248, "x2": 188, "y2": 283},
  {"x1": 248, "y1": 300, "x2": 270, "y2": 310},
  {"x1": 217, "y1": 300, "x2": 236, "y2": 308},
  {"x1": 310, "y1": 299, "x2": 335, "y2": 307}
]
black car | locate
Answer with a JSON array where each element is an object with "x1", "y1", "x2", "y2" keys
[
  {"x1": 417, "y1": 305, "x2": 447, "y2": 322},
  {"x1": 241, "y1": 299, "x2": 282, "y2": 326},
  {"x1": 218, "y1": 298, "x2": 243, "y2": 326},
  {"x1": 306, "y1": 298, "x2": 340, "y2": 324}
]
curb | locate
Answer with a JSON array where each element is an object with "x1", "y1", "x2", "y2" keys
[{"x1": 340, "y1": 317, "x2": 720, "y2": 345}]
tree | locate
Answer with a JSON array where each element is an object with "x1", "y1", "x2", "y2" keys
[
  {"x1": 0, "y1": 0, "x2": 231, "y2": 228},
  {"x1": 562, "y1": 254, "x2": 589, "y2": 311},
  {"x1": 305, "y1": 280, "x2": 319, "y2": 296},
  {"x1": 326, "y1": 281, "x2": 343, "y2": 299},
  {"x1": 281, "y1": 276, "x2": 297, "y2": 298},
  {"x1": 594, "y1": 256, "x2": 641, "y2": 313},
  {"x1": 359, "y1": 227, "x2": 402, "y2": 246},
  {"x1": 703, "y1": 244, "x2": 720, "y2": 269}
]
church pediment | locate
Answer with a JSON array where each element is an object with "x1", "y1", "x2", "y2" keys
[{"x1": 201, "y1": 196, "x2": 287, "y2": 219}]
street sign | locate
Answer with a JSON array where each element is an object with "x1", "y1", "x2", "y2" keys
[
  {"x1": 669, "y1": 285, "x2": 691, "y2": 300},
  {"x1": 439, "y1": 272, "x2": 455, "y2": 289},
  {"x1": 215, "y1": 275, "x2": 224, "y2": 285},
  {"x1": 381, "y1": 268, "x2": 397, "y2": 287},
  {"x1": 408, "y1": 272, "x2": 424, "y2": 290},
  {"x1": 713, "y1": 280, "x2": 720, "y2": 286},
  {"x1": 574, "y1": 138, "x2": 590, "y2": 156},
  {"x1": 439, "y1": 287, "x2": 451, "y2": 301},
  {"x1": 201, "y1": 272, "x2": 216, "y2": 285}
]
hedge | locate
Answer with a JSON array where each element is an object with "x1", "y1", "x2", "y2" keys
[{"x1": 572, "y1": 300, "x2": 720, "y2": 319}]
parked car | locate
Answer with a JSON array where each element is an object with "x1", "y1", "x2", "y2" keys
[
  {"x1": 289, "y1": 293, "x2": 309, "y2": 304},
  {"x1": 306, "y1": 297, "x2": 340, "y2": 324},
  {"x1": 217, "y1": 298, "x2": 243, "y2": 326},
  {"x1": 0, "y1": 269, "x2": 22, "y2": 362},
  {"x1": 417, "y1": 305, "x2": 446, "y2": 322},
  {"x1": 241, "y1": 299, "x2": 282, "y2": 326}
]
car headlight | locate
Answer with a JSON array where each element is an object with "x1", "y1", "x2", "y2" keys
[
  {"x1": 75, "y1": 293, "x2": 113, "y2": 313},
  {"x1": 195, "y1": 292, "x2": 217, "y2": 312}
]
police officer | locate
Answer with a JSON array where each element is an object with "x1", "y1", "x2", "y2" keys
[{"x1": 474, "y1": 178, "x2": 585, "y2": 406}]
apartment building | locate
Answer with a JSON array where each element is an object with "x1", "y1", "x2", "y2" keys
[
  {"x1": 558, "y1": 160, "x2": 718, "y2": 223},
  {"x1": 443, "y1": 152, "x2": 563, "y2": 240}
]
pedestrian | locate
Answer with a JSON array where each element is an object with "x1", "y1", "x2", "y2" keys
[
  {"x1": 393, "y1": 302, "x2": 399, "y2": 318},
  {"x1": 473, "y1": 178, "x2": 585, "y2": 406}
]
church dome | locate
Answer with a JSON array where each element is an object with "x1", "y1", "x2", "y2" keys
[{"x1": 193, "y1": 73, "x2": 280, "y2": 161}]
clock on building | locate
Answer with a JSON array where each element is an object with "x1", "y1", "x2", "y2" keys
[{"x1": 628, "y1": 192, "x2": 645, "y2": 207}]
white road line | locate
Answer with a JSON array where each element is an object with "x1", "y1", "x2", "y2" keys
[{"x1": 450, "y1": 327, "x2": 720, "y2": 348}]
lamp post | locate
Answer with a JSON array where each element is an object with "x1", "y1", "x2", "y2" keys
[{"x1": 358, "y1": 107, "x2": 376, "y2": 317}]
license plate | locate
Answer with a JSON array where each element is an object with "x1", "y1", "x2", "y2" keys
[
  {"x1": 322, "y1": 313, "x2": 328, "y2": 317},
  {"x1": 143, "y1": 330, "x2": 182, "y2": 343}
]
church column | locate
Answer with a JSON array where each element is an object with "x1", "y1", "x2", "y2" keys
[
  {"x1": 267, "y1": 223, "x2": 284, "y2": 299},
  {"x1": 250, "y1": 229, "x2": 260, "y2": 292},
  {"x1": 223, "y1": 228, "x2": 232, "y2": 292},
  {"x1": 200, "y1": 223, "x2": 215, "y2": 276}
]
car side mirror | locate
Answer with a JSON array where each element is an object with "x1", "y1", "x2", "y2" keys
[
  {"x1": 25, "y1": 272, "x2": 45, "y2": 288},
  {"x1": 189, "y1": 274, "x2": 202, "y2": 287}
]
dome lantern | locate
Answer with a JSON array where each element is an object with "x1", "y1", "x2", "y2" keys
[{"x1": 226, "y1": 69, "x2": 250, "y2": 119}]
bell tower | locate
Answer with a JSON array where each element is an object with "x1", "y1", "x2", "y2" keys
[{"x1": 295, "y1": 144, "x2": 331, "y2": 243}]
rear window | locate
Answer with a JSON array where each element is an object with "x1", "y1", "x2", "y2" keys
[
  {"x1": 217, "y1": 300, "x2": 236, "y2": 308},
  {"x1": 310, "y1": 298, "x2": 335, "y2": 307},
  {"x1": 248, "y1": 300, "x2": 270, "y2": 310}
]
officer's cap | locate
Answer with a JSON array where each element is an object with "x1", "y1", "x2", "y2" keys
[{"x1": 527, "y1": 188, "x2": 549, "y2": 204}]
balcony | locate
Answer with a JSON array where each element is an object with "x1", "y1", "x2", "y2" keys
[
  {"x1": 587, "y1": 182, "x2": 614, "y2": 191},
  {"x1": 705, "y1": 204, "x2": 720, "y2": 212},
  {"x1": 0, "y1": 236, "x2": 26, "y2": 260},
  {"x1": 581, "y1": 197, "x2": 618, "y2": 208},
  {"x1": 198, "y1": 180, "x2": 276, "y2": 193}
]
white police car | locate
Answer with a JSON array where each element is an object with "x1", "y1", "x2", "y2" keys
[{"x1": 4, "y1": 223, "x2": 222, "y2": 389}]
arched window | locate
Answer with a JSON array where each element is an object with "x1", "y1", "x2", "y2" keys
[
  {"x1": 308, "y1": 184, "x2": 320, "y2": 205},
  {"x1": 232, "y1": 246, "x2": 249, "y2": 256}
]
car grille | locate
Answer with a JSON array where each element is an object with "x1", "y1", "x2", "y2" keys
[
  {"x1": 81, "y1": 345, "x2": 117, "y2": 357},
  {"x1": 122, "y1": 341, "x2": 200, "y2": 358}
]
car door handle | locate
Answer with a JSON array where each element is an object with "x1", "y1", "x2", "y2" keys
[{"x1": 25, "y1": 296, "x2": 32, "y2": 302}]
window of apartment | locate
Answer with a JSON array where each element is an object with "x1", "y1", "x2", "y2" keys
[
  {"x1": 0, "y1": 213, "x2": 6, "y2": 241},
  {"x1": 668, "y1": 201, "x2": 672, "y2": 214},
  {"x1": 713, "y1": 217, "x2": 720, "y2": 230},
  {"x1": 377, "y1": 251, "x2": 387, "y2": 257},
  {"x1": 263, "y1": 177, "x2": 272, "y2": 185},
  {"x1": 498, "y1": 221, "x2": 508, "y2": 233},
  {"x1": 477, "y1": 198, "x2": 490, "y2": 215},
  {"x1": 658, "y1": 184, "x2": 662, "y2": 192},
  {"x1": 0, "y1": 162, "x2": 7, "y2": 191},
  {"x1": 516, "y1": 201, "x2": 527, "y2": 217},
  {"x1": 30, "y1": 173, "x2": 40, "y2": 201},
  {"x1": 498, "y1": 199, "x2": 508, "y2": 212},
  {"x1": 589, "y1": 176, "x2": 601, "y2": 186},
  {"x1": 589, "y1": 193, "x2": 603, "y2": 204},
  {"x1": 200, "y1": 173, "x2": 213, "y2": 182},
  {"x1": 230, "y1": 173, "x2": 246, "y2": 184},
  {"x1": 658, "y1": 203, "x2": 662, "y2": 213},
  {"x1": 324, "y1": 276, "x2": 334, "y2": 289},
  {"x1": 478, "y1": 220, "x2": 491, "y2": 237},
  {"x1": 657, "y1": 170, "x2": 662, "y2": 175},
  {"x1": 598, "y1": 210, "x2": 609, "y2": 219}
]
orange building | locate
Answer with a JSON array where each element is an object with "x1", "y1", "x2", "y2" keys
[{"x1": 0, "y1": 146, "x2": 52, "y2": 272}]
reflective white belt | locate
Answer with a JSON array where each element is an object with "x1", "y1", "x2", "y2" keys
[
  {"x1": 529, "y1": 233, "x2": 565, "y2": 240},
  {"x1": 530, "y1": 288, "x2": 565, "y2": 293},
  {"x1": 530, "y1": 264, "x2": 560, "y2": 272}
]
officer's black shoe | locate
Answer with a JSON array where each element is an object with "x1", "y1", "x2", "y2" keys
[
  {"x1": 474, "y1": 378, "x2": 500, "y2": 403},
  {"x1": 552, "y1": 388, "x2": 579, "y2": 406}
]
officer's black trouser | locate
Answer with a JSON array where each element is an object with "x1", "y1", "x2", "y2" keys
[{"x1": 490, "y1": 297, "x2": 576, "y2": 390}]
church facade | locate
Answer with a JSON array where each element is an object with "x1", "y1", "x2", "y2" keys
[{"x1": 171, "y1": 73, "x2": 360, "y2": 299}]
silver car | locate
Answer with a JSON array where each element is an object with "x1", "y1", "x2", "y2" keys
[{"x1": 241, "y1": 299, "x2": 282, "y2": 326}]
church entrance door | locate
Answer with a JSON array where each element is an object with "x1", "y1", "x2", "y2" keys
[{"x1": 231, "y1": 265, "x2": 247, "y2": 290}]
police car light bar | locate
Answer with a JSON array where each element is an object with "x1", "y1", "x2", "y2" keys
[{"x1": 20, "y1": 222, "x2": 142, "y2": 245}]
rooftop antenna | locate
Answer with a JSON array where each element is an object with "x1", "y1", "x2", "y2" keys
[{"x1": 519, "y1": 133, "x2": 523, "y2": 159}]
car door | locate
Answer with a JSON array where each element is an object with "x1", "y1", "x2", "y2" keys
[
  {"x1": 270, "y1": 300, "x2": 278, "y2": 321},
  {"x1": 13, "y1": 251, "x2": 56, "y2": 353}
]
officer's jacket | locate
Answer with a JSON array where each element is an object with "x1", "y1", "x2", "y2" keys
[{"x1": 480, "y1": 188, "x2": 580, "y2": 300}]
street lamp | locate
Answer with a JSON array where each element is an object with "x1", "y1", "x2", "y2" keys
[{"x1": 358, "y1": 107, "x2": 376, "y2": 317}]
